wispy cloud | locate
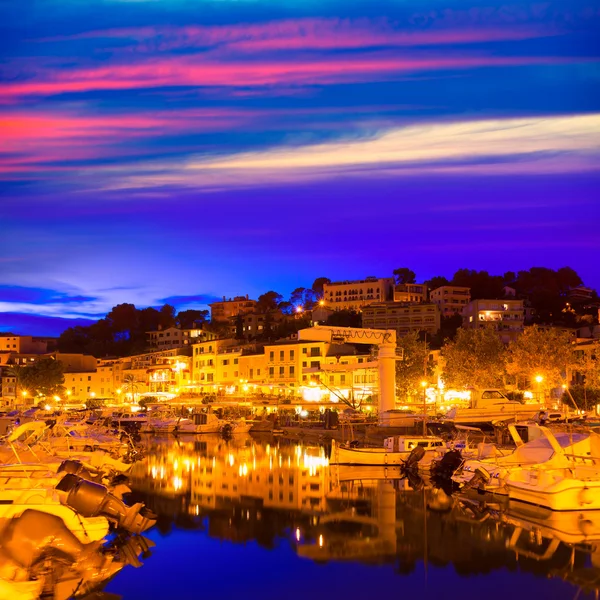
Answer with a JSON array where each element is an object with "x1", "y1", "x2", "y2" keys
[
  {"x1": 159, "y1": 294, "x2": 221, "y2": 306},
  {"x1": 0, "y1": 285, "x2": 97, "y2": 305},
  {"x1": 2, "y1": 53, "x2": 585, "y2": 99},
  {"x1": 106, "y1": 113, "x2": 600, "y2": 190},
  {"x1": 47, "y1": 18, "x2": 561, "y2": 53}
]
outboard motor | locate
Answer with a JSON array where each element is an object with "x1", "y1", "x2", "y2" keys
[
  {"x1": 403, "y1": 445, "x2": 426, "y2": 469},
  {"x1": 463, "y1": 467, "x2": 492, "y2": 492},
  {"x1": 431, "y1": 449, "x2": 463, "y2": 479},
  {"x1": 58, "y1": 459, "x2": 96, "y2": 481},
  {"x1": 56, "y1": 474, "x2": 156, "y2": 535}
]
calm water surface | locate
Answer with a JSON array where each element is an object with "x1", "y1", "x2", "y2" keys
[{"x1": 101, "y1": 435, "x2": 599, "y2": 600}]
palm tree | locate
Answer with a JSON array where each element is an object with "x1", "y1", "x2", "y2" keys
[
  {"x1": 123, "y1": 374, "x2": 139, "y2": 403},
  {"x1": 6, "y1": 363, "x2": 30, "y2": 405}
]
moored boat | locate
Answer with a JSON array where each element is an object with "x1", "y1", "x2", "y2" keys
[{"x1": 330, "y1": 436, "x2": 445, "y2": 466}]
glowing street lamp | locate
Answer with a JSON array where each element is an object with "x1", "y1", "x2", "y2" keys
[
  {"x1": 420, "y1": 381, "x2": 428, "y2": 435},
  {"x1": 534, "y1": 375, "x2": 544, "y2": 404}
]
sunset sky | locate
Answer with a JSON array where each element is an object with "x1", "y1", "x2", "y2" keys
[{"x1": 1, "y1": 0, "x2": 599, "y2": 336}]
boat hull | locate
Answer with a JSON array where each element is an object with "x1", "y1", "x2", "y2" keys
[
  {"x1": 507, "y1": 478, "x2": 600, "y2": 511},
  {"x1": 331, "y1": 443, "x2": 409, "y2": 466}
]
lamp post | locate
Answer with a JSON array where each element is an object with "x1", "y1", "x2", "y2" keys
[
  {"x1": 420, "y1": 380, "x2": 428, "y2": 436},
  {"x1": 534, "y1": 375, "x2": 544, "y2": 404}
]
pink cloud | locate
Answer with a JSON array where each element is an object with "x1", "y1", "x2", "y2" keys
[
  {"x1": 1, "y1": 53, "x2": 583, "y2": 99},
  {"x1": 0, "y1": 108, "x2": 256, "y2": 172},
  {"x1": 40, "y1": 13, "x2": 566, "y2": 54}
]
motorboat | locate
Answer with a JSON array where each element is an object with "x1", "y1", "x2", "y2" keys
[
  {"x1": 0, "y1": 509, "x2": 155, "y2": 600},
  {"x1": 443, "y1": 389, "x2": 545, "y2": 426},
  {"x1": 178, "y1": 411, "x2": 223, "y2": 434},
  {"x1": 47, "y1": 423, "x2": 127, "y2": 455},
  {"x1": 505, "y1": 432, "x2": 600, "y2": 510},
  {"x1": 112, "y1": 411, "x2": 148, "y2": 428},
  {"x1": 140, "y1": 409, "x2": 189, "y2": 434},
  {"x1": 330, "y1": 436, "x2": 445, "y2": 466},
  {"x1": 228, "y1": 418, "x2": 252, "y2": 435},
  {"x1": 453, "y1": 425, "x2": 594, "y2": 495}
]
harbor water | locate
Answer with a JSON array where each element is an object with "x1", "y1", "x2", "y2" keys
[{"x1": 98, "y1": 434, "x2": 600, "y2": 600}]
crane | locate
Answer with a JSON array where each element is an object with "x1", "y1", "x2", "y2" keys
[{"x1": 297, "y1": 325, "x2": 397, "y2": 424}]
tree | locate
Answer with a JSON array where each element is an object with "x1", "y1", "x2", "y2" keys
[
  {"x1": 177, "y1": 309, "x2": 209, "y2": 329},
  {"x1": 506, "y1": 325, "x2": 575, "y2": 390},
  {"x1": 438, "y1": 314, "x2": 463, "y2": 343},
  {"x1": 19, "y1": 358, "x2": 65, "y2": 398},
  {"x1": 107, "y1": 303, "x2": 138, "y2": 337},
  {"x1": 424, "y1": 275, "x2": 450, "y2": 291},
  {"x1": 577, "y1": 340, "x2": 600, "y2": 390},
  {"x1": 289, "y1": 287, "x2": 316, "y2": 310},
  {"x1": 235, "y1": 313, "x2": 245, "y2": 340},
  {"x1": 123, "y1": 374, "x2": 139, "y2": 402},
  {"x1": 58, "y1": 325, "x2": 91, "y2": 354},
  {"x1": 452, "y1": 269, "x2": 504, "y2": 299},
  {"x1": 393, "y1": 268, "x2": 416, "y2": 285},
  {"x1": 159, "y1": 304, "x2": 176, "y2": 329},
  {"x1": 311, "y1": 277, "x2": 331, "y2": 297},
  {"x1": 289, "y1": 287, "x2": 307, "y2": 309},
  {"x1": 6, "y1": 363, "x2": 28, "y2": 401},
  {"x1": 257, "y1": 291, "x2": 283, "y2": 313},
  {"x1": 395, "y1": 333, "x2": 431, "y2": 402},
  {"x1": 442, "y1": 326, "x2": 506, "y2": 389}
]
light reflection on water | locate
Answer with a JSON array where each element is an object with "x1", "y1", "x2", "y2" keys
[{"x1": 101, "y1": 435, "x2": 600, "y2": 600}]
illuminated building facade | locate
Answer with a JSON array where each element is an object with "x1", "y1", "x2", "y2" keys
[
  {"x1": 322, "y1": 277, "x2": 394, "y2": 311},
  {"x1": 462, "y1": 298, "x2": 524, "y2": 343},
  {"x1": 362, "y1": 302, "x2": 441, "y2": 337},
  {"x1": 393, "y1": 283, "x2": 428, "y2": 303},
  {"x1": 430, "y1": 285, "x2": 471, "y2": 316},
  {"x1": 209, "y1": 296, "x2": 257, "y2": 323}
]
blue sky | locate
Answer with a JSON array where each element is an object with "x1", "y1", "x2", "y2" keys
[{"x1": 1, "y1": 0, "x2": 599, "y2": 336}]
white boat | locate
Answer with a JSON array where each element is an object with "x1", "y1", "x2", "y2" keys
[
  {"x1": 112, "y1": 411, "x2": 148, "y2": 427},
  {"x1": 453, "y1": 425, "x2": 594, "y2": 495},
  {"x1": 221, "y1": 418, "x2": 251, "y2": 435},
  {"x1": 47, "y1": 424, "x2": 127, "y2": 455},
  {"x1": 140, "y1": 411, "x2": 188, "y2": 434},
  {"x1": 443, "y1": 389, "x2": 546, "y2": 425},
  {"x1": 505, "y1": 431, "x2": 600, "y2": 510},
  {"x1": 177, "y1": 412, "x2": 223, "y2": 434},
  {"x1": 330, "y1": 436, "x2": 445, "y2": 466},
  {"x1": 0, "y1": 499, "x2": 110, "y2": 543}
]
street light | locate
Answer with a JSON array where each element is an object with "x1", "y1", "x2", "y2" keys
[
  {"x1": 420, "y1": 380, "x2": 428, "y2": 436},
  {"x1": 534, "y1": 375, "x2": 544, "y2": 404}
]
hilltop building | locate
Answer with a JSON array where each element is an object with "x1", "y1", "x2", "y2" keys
[
  {"x1": 462, "y1": 299, "x2": 524, "y2": 343},
  {"x1": 209, "y1": 296, "x2": 257, "y2": 323},
  {"x1": 322, "y1": 277, "x2": 394, "y2": 311},
  {"x1": 393, "y1": 283, "x2": 428, "y2": 303},
  {"x1": 430, "y1": 286, "x2": 471, "y2": 317},
  {"x1": 362, "y1": 302, "x2": 441, "y2": 338}
]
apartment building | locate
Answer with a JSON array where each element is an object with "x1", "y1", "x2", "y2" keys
[
  {"x1": 462, "y1": 299, "x2": 524, "y2": 343},
  {"x1": 0, "y1": 334, "x2": 49, "y2": 354},
  {"x1": 393, "y1": 283, "x2": 428, "y2": 303},
  {"x1": 229, "y1": 310, "x2": 288, "y2": 340},
  {"x1": 430, "y1": 286, "x2": 471, "y2": 316},
  {"x1": 322, "y1": 277, "x2": 394, "y2": 311},
  {"x1": 147, "y1": 326, "x2": 216, "y2": 350},
  {"x1": 191, "y1": 339, "x2": 241, "y2": 391},
  {"x1": 362, "y1": 302, "x2": 441, "y2": 337},
  {"x1": 209, "y1": 296, "x2": 257, "y2": 323}
]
